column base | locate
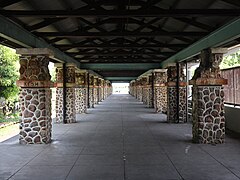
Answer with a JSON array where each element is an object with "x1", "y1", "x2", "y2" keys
[
  {"x1": 19, "y1": 88, "x2": 52, "y2": 144},
  {"x1": 192, "y1": 86, "x2": 225, "y2": 144}
]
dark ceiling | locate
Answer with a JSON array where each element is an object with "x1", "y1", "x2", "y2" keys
[{"x1": 0, "y1": 0, "x2": 240, "y2": 81}]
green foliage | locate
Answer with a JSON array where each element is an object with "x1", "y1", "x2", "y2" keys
[
  {"x1": 0, "y1": 45, "x2": 19, "y2": 102},
  {"x1": 220, "y1": 49, "x2": 240, "y2": 69},
  {"x1": 0, "y1": 112, "x2": 19, "y2": 123}
]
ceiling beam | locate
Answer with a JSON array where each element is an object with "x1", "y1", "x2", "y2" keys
[
  {"x1": 1, "y1": 9, "x2": 240, "y2": 17},
  {"x1": 105, "y1": 77, "x2": 137, "y2": 81},
  {"x1": 67, "y1": 52, "x2": 175, "y2": 56},
  {"x1": 81, "y1": 63, "x2": 161, "y2": 70},
  {"x1": 78, "y1": 58, "x2": 165, "y2": 61},
  {"x1": 56, "y1": 43, "x2": 188, "y2": 49},
  {"x1": 39, "y1": 31, "x2": 207, "y2": 38},
  {"x1": 0, "y1": 16, "x2": 80, "y2": 67},
  {"x1": 160, "y1": 18, "x2": 240, "y2": 68}
]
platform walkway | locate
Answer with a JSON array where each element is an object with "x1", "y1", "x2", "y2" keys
[{"x1": 1, "y1": 94, "x2": 240, "y2": 180}]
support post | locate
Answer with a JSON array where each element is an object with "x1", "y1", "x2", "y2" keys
[
  {"x1": 166, "y1": 64, "x2": 187, "y2": 123},
  {"x1": 75, "y1": 69, "x2": 88, "y2": 114},
  {"x1": 190, "y1": 48, "x2": 228, "y2": 144},
  {"x1": 153, "y1": 70, "x2": 168, "y2": 113},
  {"x1": 16, "y1": 48, "x2": 53, "y2": 144},
  {"x1": 55, "y1": 63, "x2": 77, "y2": 123}
]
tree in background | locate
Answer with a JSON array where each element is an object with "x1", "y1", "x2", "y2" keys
[
  {"x1": 0, "y1": 45, "x2": 19, "y2": 115},
  {"x1": 220, "y1": 49, "x2": 240, "y2": 69}
]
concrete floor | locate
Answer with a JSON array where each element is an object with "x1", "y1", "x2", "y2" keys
[{"x1": 1, "y1": 94, "x2": 240, "y2": 180}]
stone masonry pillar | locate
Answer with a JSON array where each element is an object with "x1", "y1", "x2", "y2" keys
[
  {"x1": 55, "y1": 63, "x2": 76, "y2": 123},
  {"x1": 166, "y1": 64, "x2": 187, "y2": 123},
  {"x1": 136, "y1": 79, "x2": 142, "y2": 102},
  {"x1": 98, "y1": 78, "x2": 103, "y2": 102},
  {"x1": 190, "y1": 48, "x2": 228, "y2": 144},
  {"x1": 94, "y1": 76, "x2": 99, "y2": 104},
  {"x1": 16, "y1": 48, "x2": 53, "y2": 144},
  {"x1": 107, "y1": 81, "x2": 112, "y2": 96},
  {"x1": 142, "y1": 77, "x2": 148, "y2": 105},
  {"x1": 103, "y1": 80, "x2": 107, "y2": 100},
  {"x1": 132, "y1": 81, "x2": 137, "y2": 98},
  {"x1": 153, "y1": 70, "x2": 167, "y2": 113},
  {"x1": 147, "y1": 75, "x2": 154, "y2": 108},
  {"x1": 89, "y1": 74, "x2": 95, "y2": 108},
  {"x1": 75, "y1": 70, "x2": 88, "y2": 114}
]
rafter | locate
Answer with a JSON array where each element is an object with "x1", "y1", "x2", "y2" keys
[
  {"x1": 39, "y1": 31, "x2": 208, "y2": 38},
  {"x1": 0, "y1": 0, "x2": 21, "y2": 8},
  {"x1": 67, "y1": 52, "x2": 175, "y2": 56},
  {"x1": 56, "y1": 43, "x2": 188, "y2": 49}
]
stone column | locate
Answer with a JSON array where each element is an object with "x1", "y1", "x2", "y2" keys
[
  {"x1": 89, "y1": 74, "x2": 95, "y2": 108},
  {"x1": 75, "y1": 70, "x2": 88, "y2": 114},
  {"x1": 167, "y1": 64, "x2": 187, "y2": 123},
  {"x1": 132, "y1": 81, "x2": 137, "y2": 98},
  {"x1": 55, "y1": 64, "x2": 64, "y2": 123},
  {"x1": 136, "y1": 79, "x2": 143, "y2": 102},
  {"x1": 94, "y1": 76, "x2": 99, "y2": 104},
  {"x1": 16, "y1": 48, "x2": 53, "y2": 144},
  {"x1": 153, "y1": 70, "x2": 167, "y2": 113},
  {"x1": 107, "y1": 81, "x2": 112, "y2": 96},
  {"x1": 190, "y1": 48, "x2": 228, "y2": 144},
  {"x1": 98, "y1": 78, "x2": 103, "y2": 102},
  {"x1": 55, "y1": 63, "x2": 76, "y2": 123},
  {"x1": 142, "y1": 77, "x2": 148, "y2": 105},
  {"x1": 103, "y1": 80, "x2": 107, "y2": 100},
  {"x1": 147, "y1": 75, "x2": 154, "y2": 108}
]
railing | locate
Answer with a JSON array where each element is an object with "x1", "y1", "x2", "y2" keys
[{"x1": 221, "y1": 66, "x2": 240, "y2": 106}]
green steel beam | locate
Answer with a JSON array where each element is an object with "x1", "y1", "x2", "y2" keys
[
  {"x1": 0, "y1": 16, "x2": 80, "y2": 67},
  {"x1": 81, "y1": 63, "x2": 161, "y2": 71},
  {"x1": 105, "y1": 77, "x2": 137, "y2": 81},
  {"x1": 160, "y1": 18, "x2": 240, "y2": 68}
]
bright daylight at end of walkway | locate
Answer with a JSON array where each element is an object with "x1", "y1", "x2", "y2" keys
[
  {"x1": 1, "y1": 94, "x2": 240, "y2": 180},
  {"x1": 112, "y1": 83, "x2": 129, "y2": 94}
]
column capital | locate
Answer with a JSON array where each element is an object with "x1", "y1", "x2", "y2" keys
[
  {"x1": 16, "y1": 48, "x2": 54, "y2": 56},
  {"x1": 190, "y1": 48, "x2": 228, "y2": 85},
  {"x1": 16, "y1": 50, "x2": 52, "y2": 88}
]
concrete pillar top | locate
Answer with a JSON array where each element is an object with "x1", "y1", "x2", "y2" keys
[{"x1": 16, "y1": 48, "x2": 54, "y2": 56}]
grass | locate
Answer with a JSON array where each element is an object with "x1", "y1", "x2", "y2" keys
[
  {"x1": 0, "y1": 112, "x2": 19, "y2": 123},
  {"x1": 0, "y1": 123, "x2": 19, "y2": 142}
]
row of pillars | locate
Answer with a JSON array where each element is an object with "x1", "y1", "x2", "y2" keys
[
  {"x1": 129, "y1": 48, "x2": 227, "y2": 144},
  {"x1": 16, "y1": 48, "x2": 112, "y2": 144}
]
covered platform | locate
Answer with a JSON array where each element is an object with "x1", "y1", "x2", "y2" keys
[
  {"x1": 1, "y1": 94, "x2": 240, "y2": 180},
  {"x1": 0, "y1": 0, "x2": 240, "y2": 179}
]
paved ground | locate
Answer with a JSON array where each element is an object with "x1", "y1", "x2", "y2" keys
[{"x1": 1, "y1": 94, "x2": 240, "y2": 180}]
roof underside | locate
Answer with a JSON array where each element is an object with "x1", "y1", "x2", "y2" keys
[{"x1": 0, "y1": 0, "x2": 240, "y2": 81}]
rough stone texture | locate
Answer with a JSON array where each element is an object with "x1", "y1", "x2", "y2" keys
[
  {"x1": 192, "y1": 86, "x2": 225, "y2": 144},
  {"x1": 75, "y1": 71, "x2": 88, "y2": 114},
  {"x1": 192, "y1": 48, "x2": 228, "y2": 80},
  {"x1": 55, "y1": 65, "x2": 77, "y2": 123},
  {"x1": 142, "y1": 87, "x2": 148, "y2": 105},
  {"x1": 166, "y1": 65, "x2": 187, "y2": 123},
  {"x1": 137, "y1": 86, "x2": 143, "y2": 102},
  {"x1": 89, "y1": 88, "x2": 94, "y2": 108},
  {"x1": 167, "y1": 87, "x2": 186, "y2": 123},
  {"x1": 56, "y1": 88, "x2": 63, "y2": 123},
  {"x1": 19, "y1": 88, "x2": 52, "y2": 144},
  {"x1": 75, "y1": 88, "x2": 87, "y2": 114},
  {"x1": 153, "y1": 71, "x2": 167, "y2": 113},
  {"x1": 19, "y1": 55, "x2": 51, "y2": 81},
  {"x1": 17, "y1": 52, "x2": 52, "y2": 144},
  {"x1": 94, "y1": 88, "x2": 98, "y2": 104},
  {"x1": 191, "y1": 48, "x2": 227, "y2": 144},
  {"x1": 155, "y1": 86, "x2": 167, "y2": 113},
  {"x1": 146, "y1": 87, "x2": 153, "y2": 108},
  {"x1": 65, "y1": 88, "x2": 76, "y2": 123}
]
